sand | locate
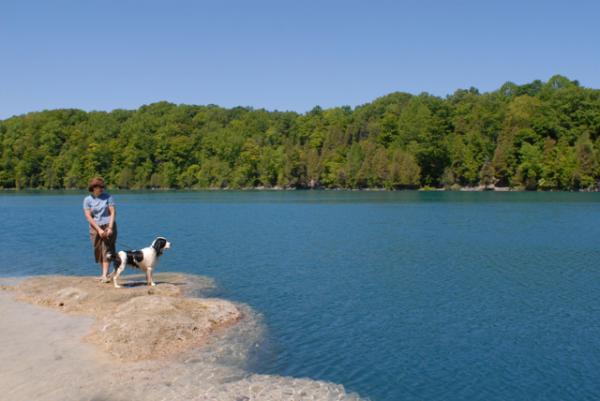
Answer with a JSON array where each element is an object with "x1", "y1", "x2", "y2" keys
[{"x1": 0, "y1": 274, "x2": 365, "y2": 401}]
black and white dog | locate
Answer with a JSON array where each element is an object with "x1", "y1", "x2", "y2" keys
[{"x1": 109, "y1": 237, "x2": 171, "y2": 288}]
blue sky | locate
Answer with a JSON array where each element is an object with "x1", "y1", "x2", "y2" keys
[{"x1": 1, "y1": 0, "x2": 599, "y2": 119}]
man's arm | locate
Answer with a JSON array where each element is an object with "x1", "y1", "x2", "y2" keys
[
  {"x1": 107, "y1": 206, "x2": 116, "y2": 236},
  {"x1": 84, "y1": 208, "x2": 105, "y2": 237}
]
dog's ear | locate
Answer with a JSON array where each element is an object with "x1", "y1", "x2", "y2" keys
[{"x1": 153, "y1": 237, "x2": 168, "y2": 254}]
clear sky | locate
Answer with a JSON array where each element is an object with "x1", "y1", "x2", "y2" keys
[{"x1": 1, "y1": 0, "x2": 599, "y2": 119}]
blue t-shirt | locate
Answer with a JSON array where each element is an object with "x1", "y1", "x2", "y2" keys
[{"x1": 83, "y1": 193, "x2": 115, "y2": 226}]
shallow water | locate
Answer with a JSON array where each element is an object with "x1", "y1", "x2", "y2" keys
[
  {"x1": 2, "y1": 190, "x2": 600, "y2": 400},
  {"x1": 0, "y1": 288, "x2": 361, "y2": 401}
]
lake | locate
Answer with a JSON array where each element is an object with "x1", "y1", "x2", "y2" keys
[{"x1": 2, "y1": 190, "x2": 600, "y2": 401}]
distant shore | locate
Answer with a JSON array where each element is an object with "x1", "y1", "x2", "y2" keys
[{"x1": 1, "y1": 185, "x2": 599, "y2": 192}]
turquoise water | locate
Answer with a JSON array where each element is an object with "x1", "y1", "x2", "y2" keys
[{"x1": 2, "y1": 190, "x2": 600, "y2": 401}]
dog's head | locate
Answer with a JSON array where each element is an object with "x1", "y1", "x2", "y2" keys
[{"x1": 152, "y1": 237, "x2": 171, "y2": 255}]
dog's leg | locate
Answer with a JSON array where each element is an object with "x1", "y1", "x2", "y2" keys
[
  {"x1": 105, "y1": 253, "x2": 114, "y2": 280},
  {"x1": 113, "y1": 251, "x2": 127, "y2": 288},
  {"x1": 146, "y1": 267, "x2": 155, "y2": 286}
]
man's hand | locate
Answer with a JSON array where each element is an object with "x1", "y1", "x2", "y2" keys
[{"x1": 98, "y1": 228, "x2": 106, "y2": 238}]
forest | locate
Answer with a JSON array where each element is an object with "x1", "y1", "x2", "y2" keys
[{"x1": 1, "y1": 75, "x2": 599, "y2": 191}]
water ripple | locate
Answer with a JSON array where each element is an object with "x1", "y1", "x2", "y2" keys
[{"x1": 3, "y1": 191, "x2": 600, "y2": 400}]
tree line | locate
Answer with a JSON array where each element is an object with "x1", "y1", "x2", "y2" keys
[{"x1": 1, "y1": 75, "x2": 599, "y2": 191}]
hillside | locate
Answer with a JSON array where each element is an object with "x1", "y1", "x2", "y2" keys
[{"x1": 1, "y1": 75, "x2": 599, "y2": 190}]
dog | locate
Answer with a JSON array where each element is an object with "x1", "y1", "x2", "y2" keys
[{"x1": 109, "y1": 237, "x2": 171, "y2": 288}]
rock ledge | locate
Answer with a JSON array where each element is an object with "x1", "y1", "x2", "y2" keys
[{"x1": 4, "y1": 273, "x2": 241, "y2": 361}]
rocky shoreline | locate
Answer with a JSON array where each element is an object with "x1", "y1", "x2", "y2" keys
[
  {"x1": 0, "y1": 273, "x2": 365, "y2": 401},
  {"x1": 5, "y1": 274, "x2": 241, "y2": 361}
]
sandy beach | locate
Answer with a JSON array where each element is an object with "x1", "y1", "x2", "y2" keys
[{"x1": 0, "y1": 274, "x2": 363, "y2": 401}]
